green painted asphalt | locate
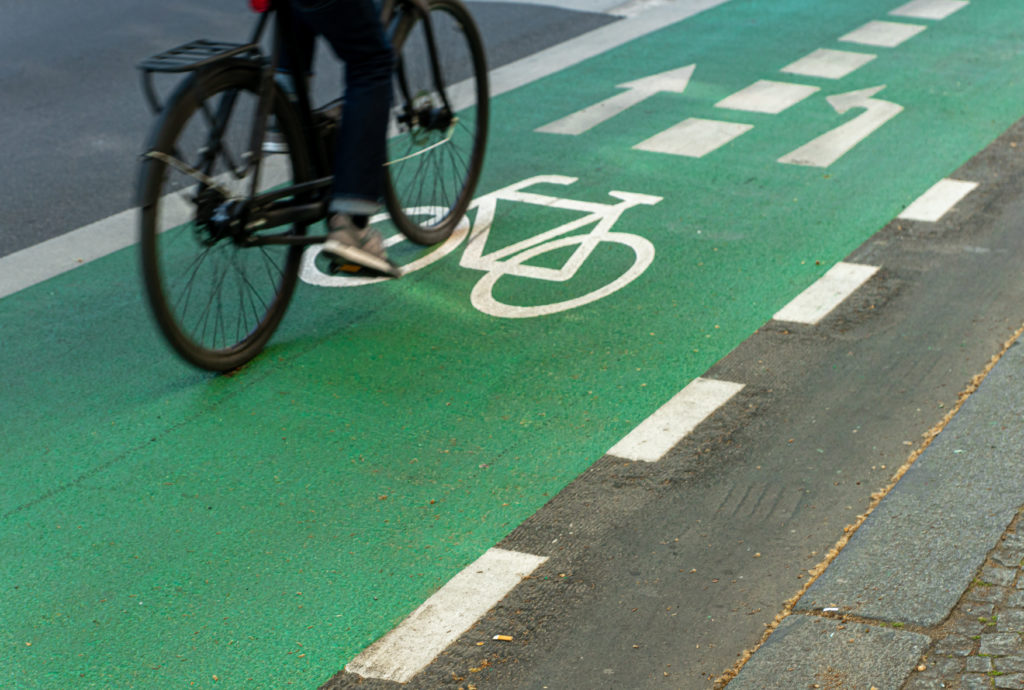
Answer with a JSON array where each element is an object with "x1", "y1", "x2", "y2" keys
[{"x1": 4, "y1": 0, "x2": 1024, "y2": 686}]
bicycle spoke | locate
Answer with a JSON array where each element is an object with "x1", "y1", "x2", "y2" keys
[{"x1": 171, "y1": 236, "x2": 214, "y2": 324}]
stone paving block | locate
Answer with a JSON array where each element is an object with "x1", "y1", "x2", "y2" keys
[
  {"x1": 965, "y1": 602, "x2": 998, "y2": 617},
  {"x1": 981, "y1": 633, "x2": 1024, "y2": 657},
  {"x1": 972, "y1": 585, "x2": 1011, "y2": 605},
  {"x1": 934, "y1": 634, "x2": 974, "y2": 656},
  {"x1": 994, "y1": 673, "x2": 1024, "y2": 689},
  {"x1": 963, "y1": 676, "x2": 995, "y2": 690},
  {"x1": 966, "y1": 656, "x2": 993, "y2": 673},
  {"x1": 994, "y1": 548, "x2": 1024, "y2": 568},
  {"x1": 928, "y1": 656, "x2": 965, "y2": 676},
  {"x1": 997, "y1": 656, "x2": 1024, "y2": 673},
  {"x1": 953, "y1": 618, "x2": 986, "y2": 637},
  {"x1": 997, "y1": 609, "x2": 1024, "y2": 632},
  {"x1": 728, "y1": 614, "x2": 929, "y2": 690},
  {"x1": 984, "y1": 566, "x2": 1019, "y2": 587}
]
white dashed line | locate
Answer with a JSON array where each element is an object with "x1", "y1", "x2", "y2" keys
[
  {"x1": 890, "y1": 0, "x2": 968, "y2": 21},
  {"x1": 839, "y1": 20, "x2": 927, "y2": 48},
  {"x1": 715, "y1": 80, "x2": 820, "y2": 114},
  {"x1": 633, "y1": 118, "x2": 753, "y2": 158},
  {"x1": 780, "y1": 48, "x2": 877, "y2": 80},
  {"x1": 773, "y1": 262, "x2": 880, "y2": 325},
  {"x1": 608, "y1": 377, "x2": 745, "y2": 462},
  {"x1": 898, "y1": 178, "x2": 978, "y2": 222},
  {"x1": 345, "y1": 548, "x2": 547, "y2": 683}
]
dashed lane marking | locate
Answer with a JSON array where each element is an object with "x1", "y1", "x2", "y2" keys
[
  {"x1": 890, "y1": 0, "x2": 969, "y2": 21},
  {"x1": 839, "y1": 20, "x2": 927, "y2": 48},
  {"x1": 780, "y1": 48, "x2": 877, "y2": 80},
  {"x1": 344, "y1": 548, "x2": 547, "y2": 683},
  {"x1": 715, "y1": 80, "x2": 820, "y2": 115},
  {"x1": 633, "y1": 118, "x2": 753, "y2": 158},
  {"x1": 773, "y1": 262, "x2": 880, "y2": 325},
  {"x1": 607, "y1": 377, "x2": 746, "y2": 462},
  {"x1": 898, "y1": 178, "x2": 979, "y2": 222}
]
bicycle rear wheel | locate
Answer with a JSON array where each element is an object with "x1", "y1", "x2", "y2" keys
[
  {"x1": 138, "y1": 66, "x2": 313, "y2": 372},
  {"x1": 385, "y1": 0, "x2": 489, "y2": 245}
]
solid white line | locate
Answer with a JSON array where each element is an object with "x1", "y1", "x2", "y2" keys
[
  {"x1": 0, "y1": 208, "x2": 137, "y2": 300},
  {"x1": 898, "y1": 178, "x2": 978, "y2": 222},
  {"x1": 345, "y1": 548, "x2": 547, "y2": 683},
  {"x1": 0, "y1": 0, "x2": 734, "y2": 302},
  {"x1": 488, "y1": 0, "x2": 731, "y2": 99},
  {"x1": 608, "y1": 377, "x2": 745, "y2": 462},
  {"x1": 773, "y1": 262, "x2": 879, "y2": 325}
]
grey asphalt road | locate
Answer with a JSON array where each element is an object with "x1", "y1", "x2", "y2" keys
[{"x1": 0, "y1": 0, "x2": 616, "y2": 258}]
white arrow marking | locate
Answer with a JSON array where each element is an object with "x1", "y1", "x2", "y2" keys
[
  {"x1": 536, "y1": 64, "x2": 696, "y2": 136},
  {"x1": 778, "y1": 85, "x2": 903, "y2": 168}
]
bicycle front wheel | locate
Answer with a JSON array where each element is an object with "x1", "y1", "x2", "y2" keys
[
  {"x1": 138, "y1": 66, "x2": 313, "y2": 372},
  {"x1": 386, "y1": 0, "x2": 489, "y2": 245}
]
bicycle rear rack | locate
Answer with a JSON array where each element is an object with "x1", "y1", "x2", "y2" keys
[
  {"x1": 139, "y1": 39, "x2": 260, "y2": 73},
  {"x1": 138, "y1": 40, "x2": 262, "y2": 114}
]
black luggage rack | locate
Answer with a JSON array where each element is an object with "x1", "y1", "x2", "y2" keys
[{"x1": 137, "y1": 39, "x2": 263, "y2": 113}]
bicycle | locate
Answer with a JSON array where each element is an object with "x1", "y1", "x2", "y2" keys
[{"x1": 135, "y1": 0, "x2": 489, "y2": 372}]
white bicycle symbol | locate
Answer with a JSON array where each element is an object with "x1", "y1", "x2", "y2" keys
[{"x1": 299, "y1": 174, "x2": 663, "y2": 318}]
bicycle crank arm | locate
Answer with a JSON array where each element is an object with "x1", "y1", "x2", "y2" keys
[
  {"x1": 241, "y1": 229, "x2": 330, "y2": 247},
  {"x1": 243, "y1": 200, "x2": 327, "y2": 235}
]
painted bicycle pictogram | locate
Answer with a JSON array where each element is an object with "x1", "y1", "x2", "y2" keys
[{"x1": 299, "y1": 174, "x2": 663, "y2": 318}]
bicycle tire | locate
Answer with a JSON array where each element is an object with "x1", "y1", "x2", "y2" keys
[
  {"x1": 138, "y1": 65, "x2": 313, "y2": 372},
  {"x1": 385, "y1": 0, "x2": 489, "y2": 246}
]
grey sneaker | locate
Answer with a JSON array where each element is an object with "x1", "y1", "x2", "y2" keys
[{"x1": 322, "y1": 214, "x2": 401, "y2": 278}]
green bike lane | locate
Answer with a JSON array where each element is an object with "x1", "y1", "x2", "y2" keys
[{"x1": 4, "y1": 0, "x2": 1024, "y2": 686}]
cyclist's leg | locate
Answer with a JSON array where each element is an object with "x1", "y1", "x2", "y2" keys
[
  {"x1": 288, "y1": 0, "x2": 394, "y2": 217},
  {"x1": 275, "y1": 4, "x2": 316, "y2": 83},
  {"x1": 287, "y1": 0, "x2": 397, "y2": 275},
  {"x1": 266, "y1": 6, "x2": 316, "y2": 153}
]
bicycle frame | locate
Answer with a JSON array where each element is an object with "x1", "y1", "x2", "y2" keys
[{"x1": 136, "y1": 0, "x2": 451, "y2": 249}]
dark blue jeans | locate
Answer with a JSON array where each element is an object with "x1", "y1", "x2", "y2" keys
[{"x1": 278, "y1": 0, "x2": 395, "y2": 217}]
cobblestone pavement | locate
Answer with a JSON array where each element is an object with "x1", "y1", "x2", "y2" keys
[{"x1": 904, "y1": 508, "x2": 1024, "y2": 690}]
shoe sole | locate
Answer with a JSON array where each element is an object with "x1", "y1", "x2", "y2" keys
[{"x1": 322, "y1": 239, "x2": 401, "y2": 278}]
